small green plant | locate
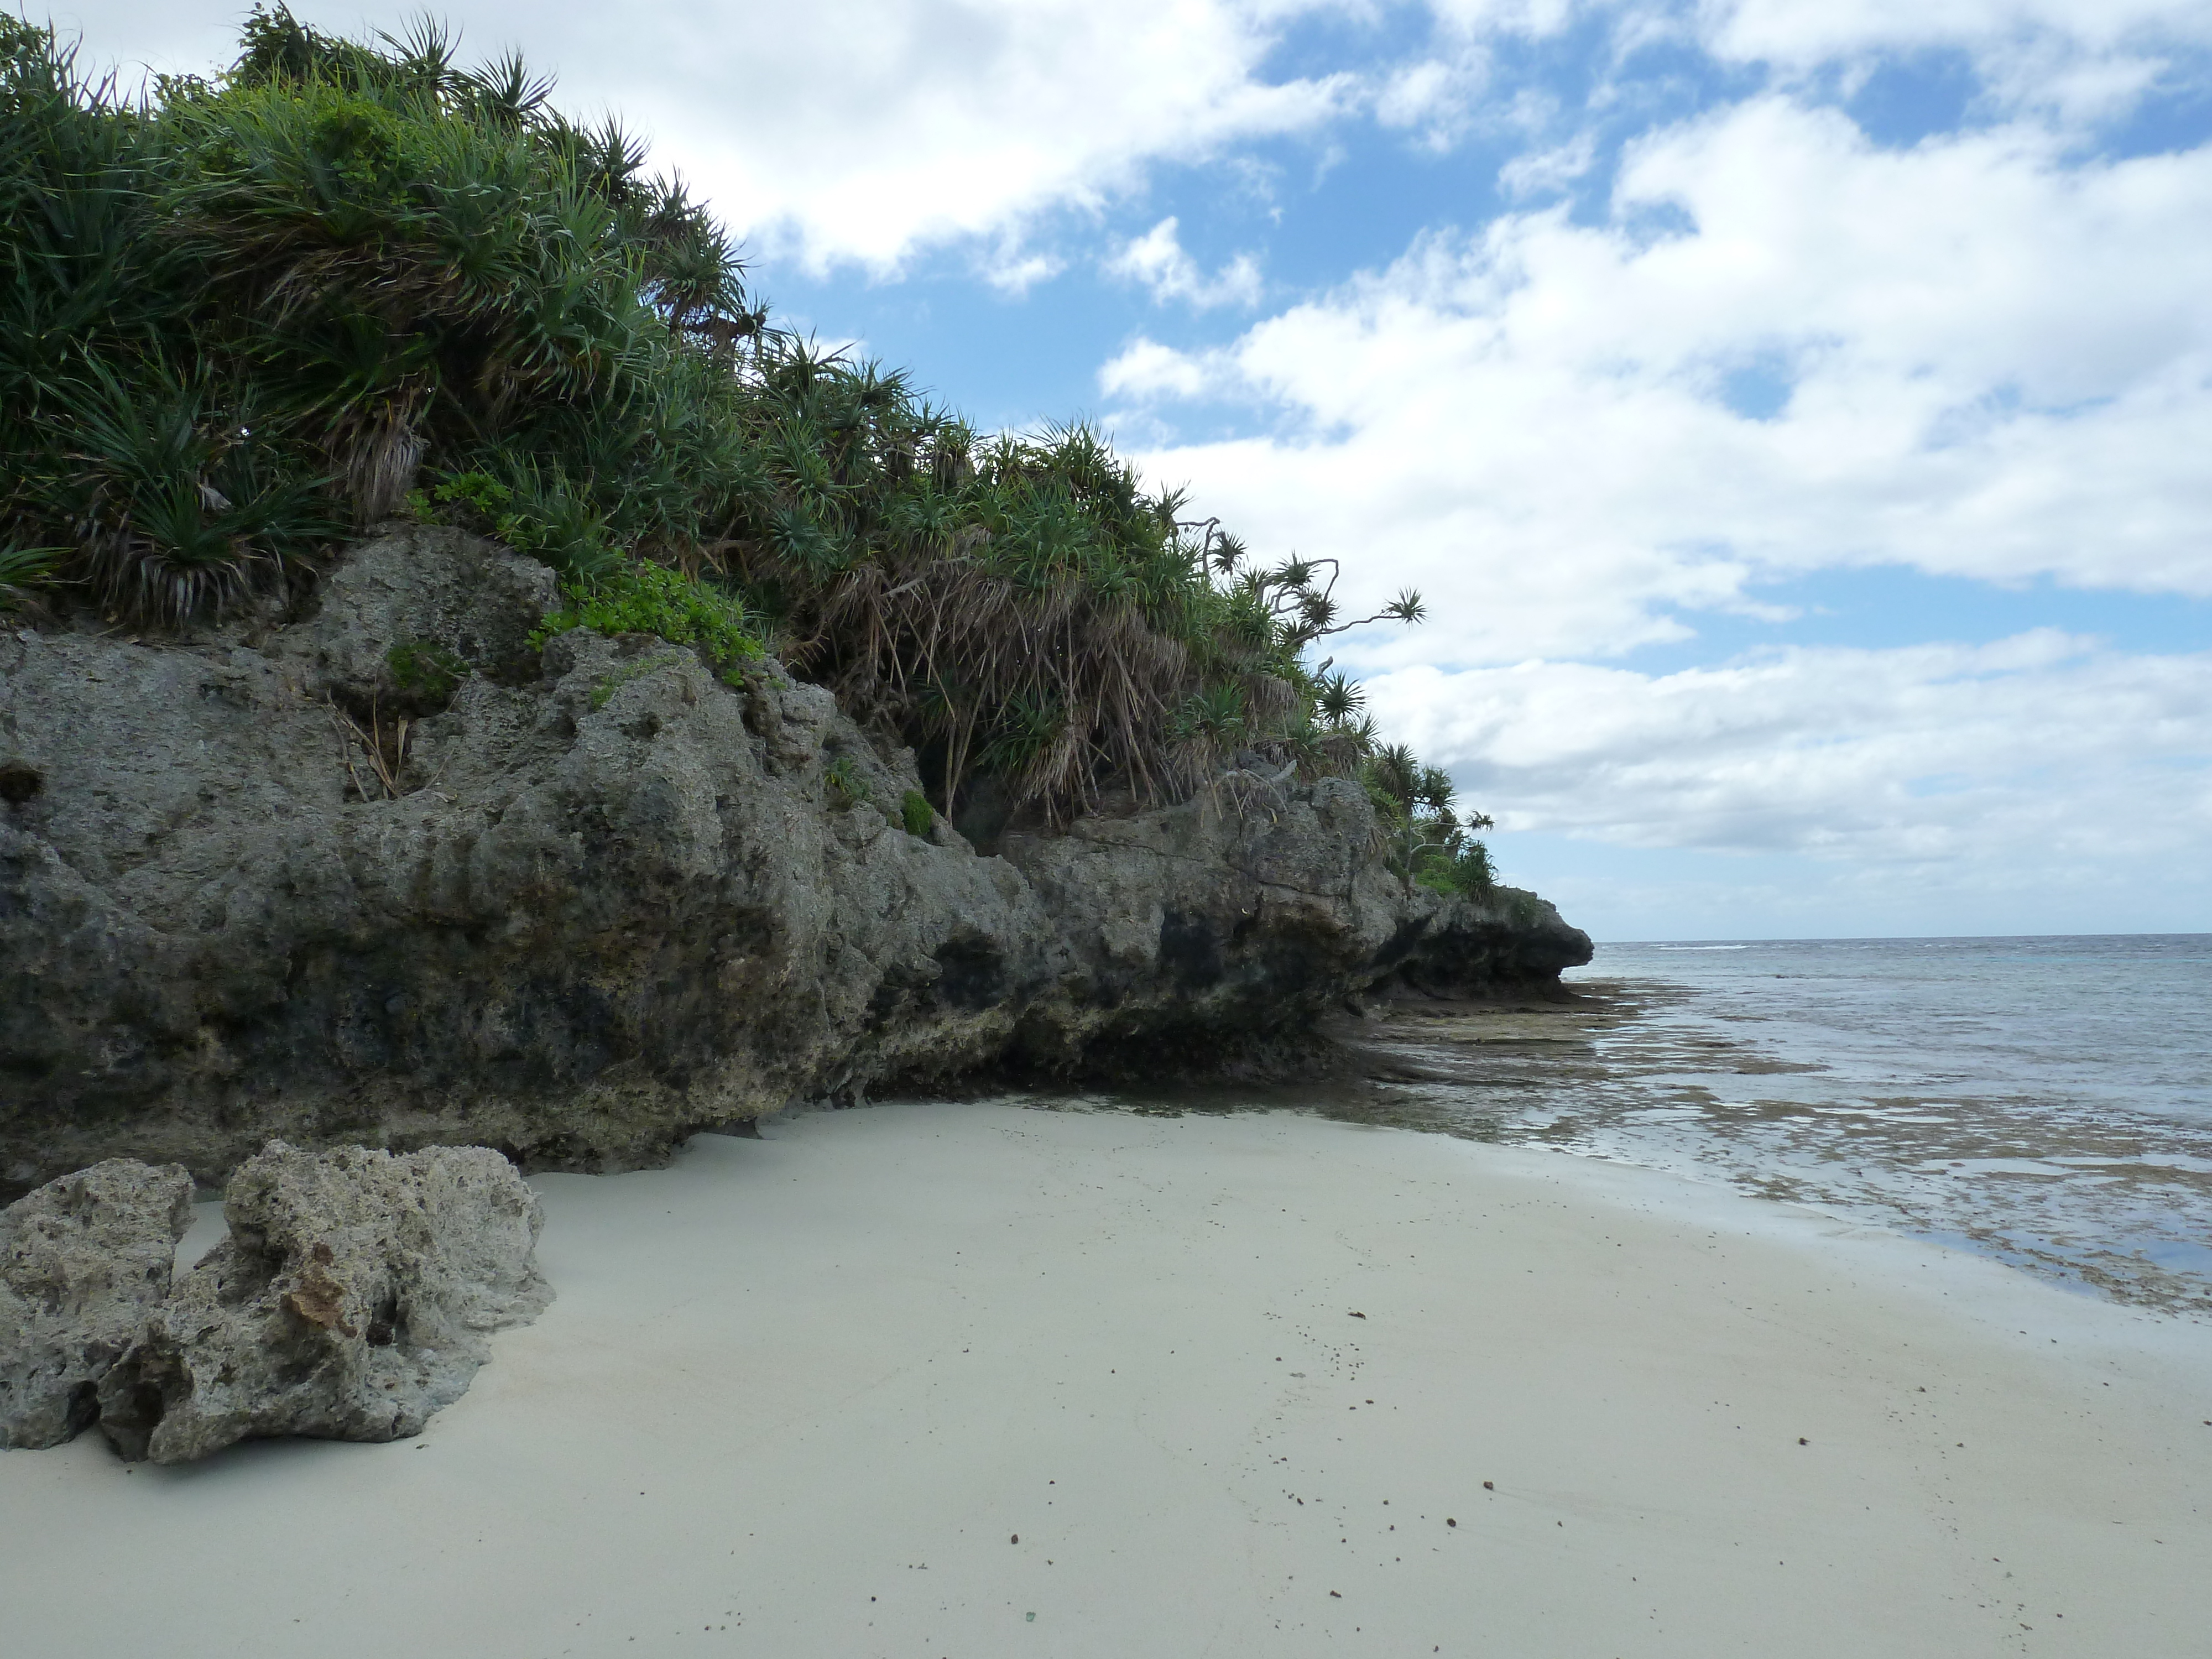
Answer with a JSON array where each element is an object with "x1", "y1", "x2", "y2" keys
[
  {"x1": 1414, "y1": 839, "x2": 1496, "y2": 898},
  {"x1": 1168, "y1": 684, "x2": 1248, "y2": 748},
  {"x1": 825, "y1": 753, "x2": 869, "y2": 810},
  {"x1": 587, "y1": 658, "x2": 666, "y2": 709},
  {"x1": 406, "y1": 473, "x2": 510, "y2": 533},
  {"x1": 975, "y1": 689, "x2": 1063, "y2": 779},
  {"x1": 1363, "y1": 775, "x2": 1409, "y2": 828},
  {"x1": 900, "y1": 789, "x2": 933, "y2": 837},
  {"x1": 530, "y1": 561, "x2": 762, "y2": 680},
  {"x1": 416, "y1": 469, "x2": 620, "y2": 584},
  {"x1": 430, "y1": 471, "x2": 514, "y2": 524},
  {"x1": 386, "y1": 638, "x2": 467, "y2": 701},
  {"x1": 0, "y1": 544, "x2": 60, "y2": 613}
]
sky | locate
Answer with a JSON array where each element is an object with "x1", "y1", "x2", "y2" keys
[{"x1": 36, "y1": 0, "x2": 2212, "y2": 940}]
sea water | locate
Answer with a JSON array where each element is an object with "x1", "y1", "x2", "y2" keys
[
  {"x1": 1411, "y1": 936, "x2": 2212, "y2": 1314},
  {"x1": 1025, "y1": 934, "x2": 2211, "y2": 1313}
]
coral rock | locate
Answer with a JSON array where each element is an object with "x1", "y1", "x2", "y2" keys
[
  {"x1": 0, "y1": 1159, "x2": 194, "y2": 1449},
  {"x1": 0, "y1": 527, "x2": 1590, "y2": 1193},
  {"x1": 97, "y1": 1141, "x2": 550, "y2": 1464}
]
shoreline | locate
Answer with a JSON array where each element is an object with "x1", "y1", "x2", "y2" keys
[
  {"x1": 1342, "y1": 947, "x2": 2212, "y2": 1317},
  {"x1": 5, "y1": 1099, "x2": 2208, "y2": 1656}
]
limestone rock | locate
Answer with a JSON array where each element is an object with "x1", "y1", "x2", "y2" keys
[
  {"x1": 302, "y1": 518, "x2": 559, "y2": 704},
  {"x1": 1390, "y1": 886, "x2": 1594, "y2": 994},
  {"x1": 998, "y1": 777, "x2": 1412, "y2": 1067},
  {"x1": 0, "y1": 1159, "x2": 194, "y2": 1449},
  {"x1": 0, "y1": 526, "x2": 1589, "y2": 1195},
  {"x1": 97, "y1": 1142, "x2": 550, "y2": 1464}
]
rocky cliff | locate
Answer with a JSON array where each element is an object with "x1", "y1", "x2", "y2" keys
[{"x1": 0, "y1": 528, "x2": 1590, "y2": 1197}]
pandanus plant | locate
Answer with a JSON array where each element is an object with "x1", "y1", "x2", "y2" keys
[
  {"x1": 1360, "y1": 746, "x2": 1499, "y2": 896},
  {"x1": 0, "y1": 7, "x2": 1471, "y2": 837}
]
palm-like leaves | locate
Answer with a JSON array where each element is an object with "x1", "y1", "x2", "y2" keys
[
  {"x1": 62, "y1": 363, "x2": 335, "y2": 621},
  {"x1": 0, "y1": 8, "x2": 1450, "y2": 830},
  {"x1": 1357, "y1": 749, "x2": 1500, "y2": 896},
  {"x1": 1315, "y1": 671, "x2": 1365, "y2": 723}
]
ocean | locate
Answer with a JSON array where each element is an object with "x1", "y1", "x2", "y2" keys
[{"x1": 1333, "y1": 935, "x2": 2212, "y2": 1316}]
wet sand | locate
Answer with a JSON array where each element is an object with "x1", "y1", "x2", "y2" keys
[{"x1": 1, "y1": 1100, "x2": 2206, "y2": 1657}]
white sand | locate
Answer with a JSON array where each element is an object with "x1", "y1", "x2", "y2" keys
[{"x1": 3, "y1": 1100, "x2": 2208, "y2": 1658}]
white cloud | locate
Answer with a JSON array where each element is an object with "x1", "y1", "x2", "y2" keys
[
  {"x1": 1698, "y1": 0, "x2": 2212, "y2": 124},
  {"x1": 1498, "y1": 131, "x2": 1599, "y2": 196},
  {"x1": 1428, "y1": 0, "x2": 1585, "y2": 35},
  {"x1": 1700, "y1": 0, "x2": 2212, "y2": 65},
  {"x1": 48, "y1": 0, "x2": 1363, "y2": 274},
  {"x1": 1374, "y1": 45, "x2": 1494, "y2": 149},
  {"x1": 1108, "y1": 218, "x2": 1266, "y2": 310},
  {"x1": 629, "y1": 2, "x2": 1365, "y2": 274},
  {"x1": 1102, "y1": 337, "x2": 1228, "y2": 401},
  {"x1": 980, "y1": 247, "x2": 1066, "y2": 296},
  {"x1": 1106, "y1": 84, "x2": 2212, "y2": 906},
  {"x1": 1113, "y1": 95, "x2": 2212, "y2": 665},
  {"x1": 1364, "y1": 634, "x2": 2212, "y2": 868},
  {"x1": 1373, "y1": 0, "x2": 1594, "y2": 150}
]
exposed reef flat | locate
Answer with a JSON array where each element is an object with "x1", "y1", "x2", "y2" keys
[
  {"x1": 1325, "y1": 974, "x2": 2212, "y2": 1316},
  {"x1": 0, "y1": 528, "x2": 1588, "y2": 1194}
]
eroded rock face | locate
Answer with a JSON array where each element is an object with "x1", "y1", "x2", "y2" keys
[
  {"x1": 0, "y1": 1159, "x2": 195, "y2": 1448},
  {"x1": 998, "y1": 786, "x2": 1591, "y2": 1071},
  {"x1": 0, "y1": 526, "x2": 1590, "y2": 1194},
  {"x1": 0, "y1": 526, "x2": 1050, "y2": 1190},
  {"x1": 97, "y1": 1142, "x2": 549, "y2": 1464}
]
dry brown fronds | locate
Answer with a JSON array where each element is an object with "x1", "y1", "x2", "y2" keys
[
  {"x1": 327, "y1": 692, "x2": 411, "y2": 800},
  {"x1": 340, "y1": 400, "x2": 426, "y2": 524},
  {"x1": 796, "y1": 545, "x2": 1231, "y2": 826}
]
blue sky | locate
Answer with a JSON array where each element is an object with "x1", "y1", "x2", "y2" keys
[{"x1": 45, "y1": 0, "x2": 2212, "y2": 940}]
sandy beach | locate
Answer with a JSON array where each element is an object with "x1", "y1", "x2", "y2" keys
[{"x1": 3, "y1": 1099, "x2": 2207, "y2": 1657}]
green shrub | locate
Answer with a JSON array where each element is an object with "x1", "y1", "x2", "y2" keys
[
  {"x1": 0, "y1": 9, "x2": 1446, "y2": 830},
  {"x1": 418, "y1": 468, "x2": 623, "y2": 586},
  {"x1": 1364, "y1": 744, "x2": 1498, "y2": 895},
  {"x1": 530, "y1": 561, "x2": 762, "y2": 680},
  {"x1": 900, "y1": 789, "x2": 933, "y2": 837},
  {"x1": 387, "y1": 638, "x2": 466, "y2": 701},
  {"x1": 824, "y1": 753, "x2": 868, "y2": 810},
  {"x1": 421, "y1": 472, "x2": 512, "y2": 528},
  {"x1": 1414, "y1": 839, "x2": 1496, "y2": 899}
]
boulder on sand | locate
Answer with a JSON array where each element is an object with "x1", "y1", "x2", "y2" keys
[
  {"x1": 97, "y1": 1141, "x2": 551, "y2": 1464},
  {"x1": 0, "y1": 1159, "x2": 195, "y2": 1449}
]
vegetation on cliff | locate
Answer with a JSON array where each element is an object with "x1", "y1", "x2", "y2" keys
[{"x1": 0, "y1": 7, "x2": 1493, "y2": 860}]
